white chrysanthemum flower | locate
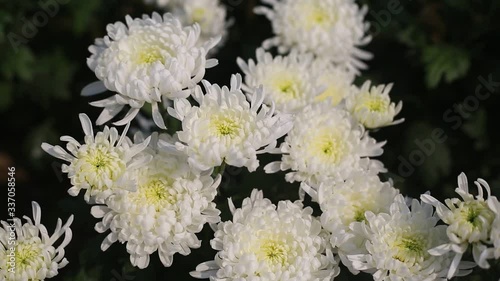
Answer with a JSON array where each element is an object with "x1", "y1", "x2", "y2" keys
[
  {"x1": 172, "y1": 0, "x2": 231, "y2": 55},
  {"x1": 0, "y1": 202, "x2": 73, "y2": 281},
  {"x1": 237, "y1": 48, "x2": 324, "y2": 113},
  {"x1": 91, "y1": 133, "x2": 221, "y2": 269},
  {"x1": 165, "y1": 74, "x2": 293, "y2": 172},
  {"x1": 312, "y1": 61, "x2": 355, "y2": 106},
  {"x1": 346, "y1": 81, "x2": 404, "y2": 129},
  {"x1": 265, "y1": 102, "x2": 386, "y2": 186},
  {"x1": 255, "y1": 0, "x2": 372, "y2": 73},
  {"x1": 84, "y1": 12, "x2": 220, "y2": 129},
  {"x1": 302, "y1": 170, "x2": 399, "y2": 274},
  {"x1": 421, "y1": 173, "x2": 497, "y2": 278},
  {"x1": 348, "y1": 195, "x2": 473, "y2": 281},
  {"x1": 41, "y1": 114, "x2": 151, "y2": 204},
  {"x1": 191, "y1": 189, "x2": 340, "y2": 280}
]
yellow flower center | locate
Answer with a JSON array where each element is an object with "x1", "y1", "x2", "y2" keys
[
  {"x1": 76, "y1": 145, "x2": 126, "y2": 190},
  {"x1": 15, "y1": 241, "x2": 42, "y2": 270},
  {"x1": 192, "y1": 8, "x2": 206, "y2": 23},
  {"x1": 257, "y1": 239, "x2": 290, "y2": 266},
  {"x1": 456, "y1": 201, "x2": 495, "y2": 229},
  {"x1": 265, "y1": 70, "x2": 304, "y2": 101},
  {"x1": 355, "y1": 95, "x2": 389, "y2": 113},
  {"x1": 211, "y1": 115, "x2": 241, "y2": 137},
  {"x1": 301, "y1": 6, "x2": 337, "y2": 30},
  {"x1": 131, "y1": 177, "x2": 175, "y2": 211},
  {"x1": 309, "y1": 132, "x2": 347, "y2": 164},
  {"x1": 88, "y1": 152, "x2": 111, "y2": 169},
  {"x1": 307, "y1": 9, "x2": 329, "y2": 24},
  {"x1": 136, "y1": 46, "x2": 165, "y2": 64},
  {"x1": 274, "y1": 79, "x2": 300, "y2": 99},
  {"x1": 392, "y1": 234, "x2": 427, "y2": 263}
]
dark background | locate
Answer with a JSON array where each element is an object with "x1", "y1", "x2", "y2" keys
[{"x1": 1, "y1": 0, "x2": 500, "y2": 280}]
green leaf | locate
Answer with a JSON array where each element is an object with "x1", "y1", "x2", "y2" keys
[{"x1": 422, "y1": 45, "x2": 470, "y2": 88}]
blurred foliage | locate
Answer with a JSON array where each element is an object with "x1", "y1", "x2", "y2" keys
[{"x1": 1, "y1": 0, "x2": 500, "y2": 280}]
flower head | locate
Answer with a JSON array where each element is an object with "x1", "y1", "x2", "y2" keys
[
  {"x1": 255, "y1": 0, "x2": 372, "y2": 73},
  {"x1": 91, "y1": 133, "x2": 221, "y2": 269},
  {"x1": 191, "y1": 189, "x2": 339, "y2": 280},
  {"x1": 346, "y1": 81, "x2": 403, "y2": 129},
  {"x1": 166, "y1": 74, "x2": 293, "y2": 172},
  {"x1": 237, "y1": 48, "x2": 324, "y2": 113},
  {"x1": 421, "y1": 172, "x2": 497, "y2": 277},
  {"x1": 171, "y1": 0, "x2": 231, "y2": 55},
  {"x1": 265, "y1": 102, "x2": 386, "y2": 186},
  {"x1": 348, "y1": 195, "x2": 472, "y2": 280},
  {"x1": 84, "y1": 12, "x2": 220, "y2": 129},
  {"x1": 41, "y1": 113, "x2": 151, "y2": 204},
  {"x1": 0, "y1": 202, "x2": 73, "y2": 281},
  {"x1": 302, "y1": 170, "x2": 399, "y2": 273}
]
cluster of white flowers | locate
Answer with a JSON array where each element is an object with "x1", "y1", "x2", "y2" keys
[
  {"x1": 348, "y1": 195, "x2": 472, "y2": 280},
  {"x1": 0, "y1": 202, "x2": 73, "y2": 281},
  {"x1": 237, "y1": 48, "x2": 403, "y2": 125},
  {"x1": 302, "y1": 170, "x2": 399, "y2": 273},
  {"x1": 36, "y1": 2, "x2": 500, "y2": 281}
]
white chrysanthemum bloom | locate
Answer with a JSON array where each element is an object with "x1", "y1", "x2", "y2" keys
[
  {"x1": 312, "y1": 61, "x2": 355, "y2": 106},
  {"x1": 191, "y1": 189, "x2": 340, "y2": 280},
  {"x1": 165, "y1": 74, "x2": 293, "y2": 172},
  {"x1": 346, "y1": 81, "x2": 404, "y2": 129},
  {"x1": 84, "y1": 12, "x2": 220, "y2": 129},
  {"x1": 172, "y1": 0, "x2": 231, "y2": 55},
  {"x1": 0, "y1": 202, "x2": 73, "y2": 281},
  {"x1": 421, "y1": 173, "x2": 497, "y2": 278},
  {"x1": 264, "y1": 102, "x2": 386, "y2": 186},
  {"x1": 91, "y1": 133, "x2": 221, "y2": 269},
  {"x1": 348, "y1": 195, "x2": 473, "y2": 281},
  {"x1": 41, "y1": 114, "x2": 151, "y2": 204},
  {"x1": 255, "y1": 0, "x2": 372, "y2": 73},
  {"x1": 237, "y1": 48, "x2": 324, "y2": 113},
  {"x1": 302, "y1": 170, "x2": 399, "y2": 274}
]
